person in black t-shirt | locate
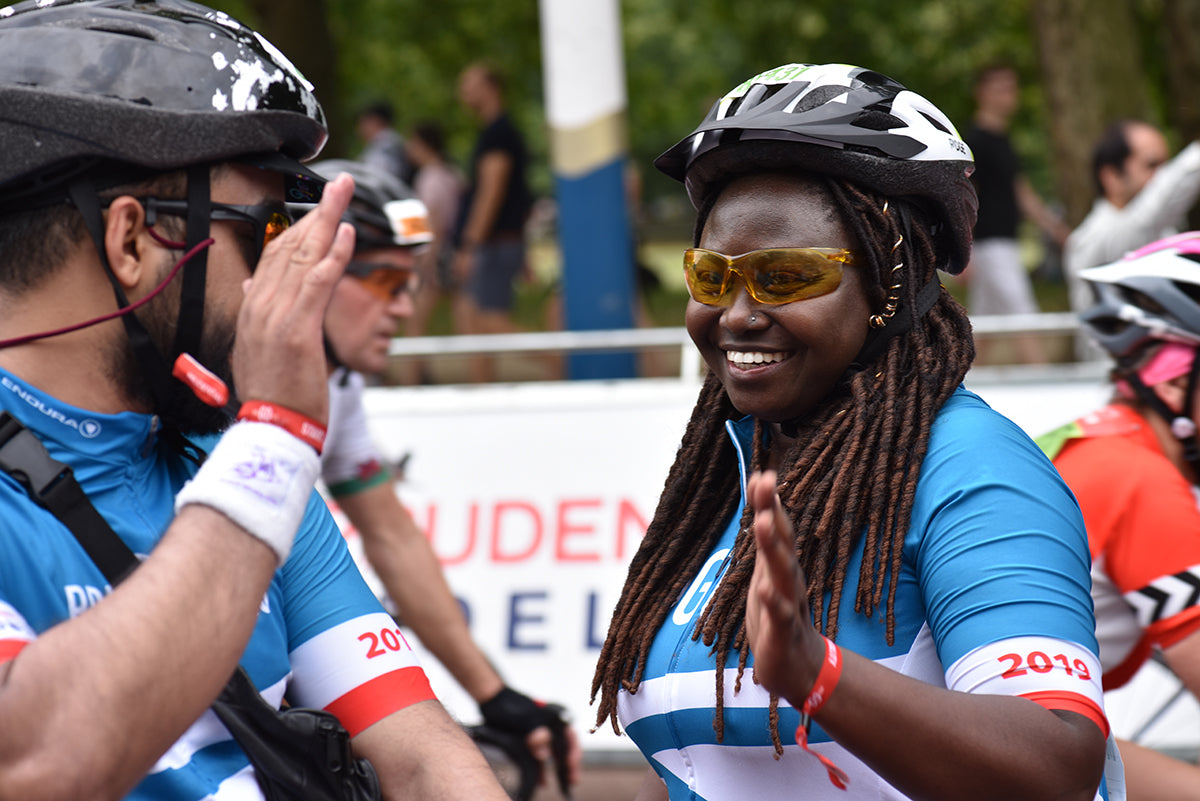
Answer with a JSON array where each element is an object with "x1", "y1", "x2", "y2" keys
[
  {"x1": 454, "y1": 62, "x2": 535, "y2": 383},
  {"x1": 962, "y1": 64, "x2": 1069, "y2": 364}
]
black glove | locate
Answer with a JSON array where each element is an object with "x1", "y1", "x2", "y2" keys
[{"x1": 477, "y1": 687, "x2": 572, "y2": 799}]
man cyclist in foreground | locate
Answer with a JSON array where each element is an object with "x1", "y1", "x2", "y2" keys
[
  {"x1": 0, "y1": 1, "x2": 509, "y2": 799},
  {"x1": 1038, "y1": 231, "x2": 1200, "y2": 801},
  {"x1": 304, "y1": 158, "x2": 581, "y2": 797}
]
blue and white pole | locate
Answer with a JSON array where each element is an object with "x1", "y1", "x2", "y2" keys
[{"x1": 538, "y1": 0, "x2": 637, "y2": 379}]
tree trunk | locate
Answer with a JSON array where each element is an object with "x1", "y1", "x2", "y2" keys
[
  {"x1": 244, "y1": 0, "x2": 347, "y2": 158},
  {"x1": 1030, "y1": 0, "x2": 1150, "y2": 225},
  {"x1": 1163, "y1": 0, "x2": 1200, "y2": 228}
]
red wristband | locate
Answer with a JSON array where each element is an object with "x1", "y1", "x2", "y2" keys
[
  {"x1": 802, "y1": 636, "x2": 843, "y2": 715},
  {"x1": 236, "y1": 400, "x2": 326, "y2": 454},
  {"x1": 795, "y1": 636, "x2": 849, "y2": 790}
]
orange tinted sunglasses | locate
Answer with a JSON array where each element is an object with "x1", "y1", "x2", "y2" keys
[
  {"x1": 683, "y1": 247, "x2": 854, "y2": 306},
  {"x1": 346, "y1": 262, "x2": 419, "y2": 302}
]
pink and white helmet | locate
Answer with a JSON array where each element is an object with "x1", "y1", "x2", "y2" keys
[{"x1": 1079, "y1": 231, "x2": 1200, "y2": 362}]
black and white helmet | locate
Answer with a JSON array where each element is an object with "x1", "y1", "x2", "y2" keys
[
  {"x1": 0, "y1": 0, "x2": 327, "y2": 199},
  {"x1": 1080, "y1": 231, "x2": 1200, "y2": 362},
  {"x1": 655, "y1": 63, "x2": 977, "y2": 273},
  {"x1": 0, "y1": 0, "x2": 330, "y2": 433},
  {"x1": 307, "y1": 160, "x2": 433, "y2": 251}
]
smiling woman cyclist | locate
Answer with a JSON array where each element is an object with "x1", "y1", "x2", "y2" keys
[{"x1": 591, "y1": 63, "x2": 1121, "y2": 801}]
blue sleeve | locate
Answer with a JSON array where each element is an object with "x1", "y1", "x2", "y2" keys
[
  {"x1": 910, "y1": 390, "x2": 1097, "y2": 666},
  {"x1": 277, "y1": 489, "x2": 388, "y2": 651}
]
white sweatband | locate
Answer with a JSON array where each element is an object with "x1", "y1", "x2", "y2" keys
[{"x1": 174, "y1": 421, "x2": 321, "y2": 564}]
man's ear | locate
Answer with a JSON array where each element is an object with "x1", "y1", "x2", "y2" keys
[
  {"x1": 1097, "y1": 165, "x2": 1124, "y2": 205},
  {"x1": 102, "y1": 195, "x2": 152, "y2": 294}
]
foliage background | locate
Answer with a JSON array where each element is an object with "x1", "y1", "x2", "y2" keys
[{"x1": 211, "y1": 1, "x2": 1195, "y2": 214}]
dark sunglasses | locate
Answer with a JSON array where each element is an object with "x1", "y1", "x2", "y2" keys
[
  {"x1": 345, "y1": 261, "x2": 420, "y2": 302},
  {"x1": 683, "y1": 247, "x2": 855, "y2": 306},
  {"x1": 141, "y1": 197, "x2": 293, "y2": 268}
]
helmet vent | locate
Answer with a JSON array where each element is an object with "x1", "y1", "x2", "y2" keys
[
  {"x1": 1178, "y1": 280, "x2": 1200, "y2": 305},
  {"x1": 1089, "y1": 316, "x2": 1130, "y2": 337},
  {"x1": 1120, "y1": 286, "x2": 1168, "y2": 316},
  {"x1": 86, "y1": 20, "x2": 157, "y2": 41},
  {"x1": 917, "y1": 110, "x2": 953, "y2": 135},
  {"x1": 854, "y1": 110, "x2": 905, "y2": 132},
  {"x1": 792, "y1": 84, "x2": 849, "y2": 114},
  {"x1": 856, "y1": 70, "x2": 890, "y2": 87}
]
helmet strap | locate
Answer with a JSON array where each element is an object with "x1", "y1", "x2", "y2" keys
[
  {"x1": 171, "y1": 164, "x2": 210, "y2": 362},
  {"x1": 847, "y1": 270, "x2": 941, "y2": 372},
  {"x1": 1124, "y1": 363, "x2": 1200, "y2": 480},
  {"x1": 323, "y1": 331, "x2": 345, "y2": 371},
  {"x1": 848, "y1": 206, "x2": 941, "y2": 372},
  {"x1": 67, "y1": 177, "x2": 176, "y2": 412}
]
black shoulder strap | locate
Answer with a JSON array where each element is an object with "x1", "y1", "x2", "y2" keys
[
  {"x1": 0, "y1": 411, "x2": 381, "y2": 798},
  {"x1": 0, "y1": 412, "x2": 269, "y2": 709},
  {"x1": 0, "y1": 412, "x2": 138, "y2": 584}
]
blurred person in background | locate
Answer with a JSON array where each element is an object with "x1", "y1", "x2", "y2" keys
[
  {"x1": 404, "y1": 120, "x2": 467, "y2": 384},
  {"x1": 962, "y1": 63, "x2": 1070, "y2": 364},
  {"x1": 1065, "y1": 121, "x2": 1200, "y2": 315},
  {"x1": 302, "y1": 158, "x2": 581, "y2": 797},
  {"x1": 454, "y1": 62, "x2": 535, "y2": 383},
  {"x1": 357, "y1": 99, "x2": 412, "y2": 186}
]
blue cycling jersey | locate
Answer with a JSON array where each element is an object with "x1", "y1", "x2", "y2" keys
[
  {"x1": 618, "y1": 388, "x2": 1116, "y2": 801},
  {"x1": 0, "y1": 368, "x2": 432, "y2": 800}
]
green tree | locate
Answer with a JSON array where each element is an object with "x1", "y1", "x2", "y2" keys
[{"x1": 212, "y1": 0, "x2": 1200, "y2": 233}]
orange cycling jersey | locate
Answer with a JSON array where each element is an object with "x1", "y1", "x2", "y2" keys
[{"x1": 1040, "y1": 403, "x2": 1200, "y2": 689}]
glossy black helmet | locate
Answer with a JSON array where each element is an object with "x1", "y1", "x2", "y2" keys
[
  {"x1": 0, "y1": 0, "x2": 327, "y2": 198},
  {"x1": 655, "y1": 63, "x2": 977, "y2": 273}
]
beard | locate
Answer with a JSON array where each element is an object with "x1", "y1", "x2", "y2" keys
[{"x1": 111, "y1": 275, "x2": 239, "y2": 439}]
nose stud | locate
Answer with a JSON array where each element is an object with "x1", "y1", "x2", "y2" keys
[{"x1": 749, "y1": 314, "x2": 758, "y2": 324}]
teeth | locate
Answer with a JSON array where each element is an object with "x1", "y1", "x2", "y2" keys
[{"x1": 727, "y1": 350, "x2": 786, "y2": 365}]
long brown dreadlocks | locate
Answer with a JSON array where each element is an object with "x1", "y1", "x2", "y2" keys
[{"x1": 590, "y1": 175, "x2": 976, "y2": 751}]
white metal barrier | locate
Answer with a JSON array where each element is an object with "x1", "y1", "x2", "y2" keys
[{"x1": 386, "y1": 311, "x2": 1095, "y2": 384}]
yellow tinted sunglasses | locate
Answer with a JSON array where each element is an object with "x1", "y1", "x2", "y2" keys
[
  {"x1": 346, "y1": 262, "x2": 420, "y2": 303},
  {"x1": 683, "y1": 247, "x2": 855, "y2": 306}
]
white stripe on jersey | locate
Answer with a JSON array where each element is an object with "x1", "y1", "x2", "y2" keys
[
  {"x1": 946, "y1": 634, "x2": 1104, "y2": 710},
  {"x1": 147, "y1": 675, "x2": 287, "y2": 774},
  {"x1": 651, "y1": 741, "x2": 913, "y2": 801},
  {"x1": 0, "y1": 600, "x2": 34, "y2": 642},
  {"x1": 288, "y1": 611, "x2": 423, "y2": 709},
  {"x1": 211, "y1": 764, "x2": 264, "y2": 800},
  {"x1": 620, "y1": 651, "x2": 914, "y2": 732}
]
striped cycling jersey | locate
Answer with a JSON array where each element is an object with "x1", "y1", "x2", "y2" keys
[
  {"x1": 618, "y1": 388, "x2": 1117, "y2": 801},
  {"x1": 1040, "y1": 403, "x2": 1200, "y2": 690},
  {"x1": 0, "y1": 368, "x2": 435, "y2": 800}
]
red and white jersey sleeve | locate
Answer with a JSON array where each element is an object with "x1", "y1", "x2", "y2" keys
[
  {"x1": 287, "y1": 612, "x2": 435, "y2": 736},
  {"x1": 947, "y1": 635, "x2": 1108, "y2": 737},
  {"x1": 0, "y1": 600, "x2": 34, "y2": 664}
]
